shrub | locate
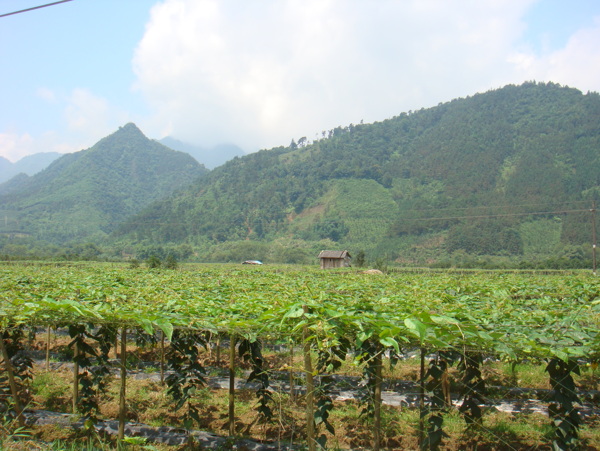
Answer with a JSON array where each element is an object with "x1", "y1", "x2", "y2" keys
[{"x1": 146, "y1": 255, "x2": 161, "y2": 269}]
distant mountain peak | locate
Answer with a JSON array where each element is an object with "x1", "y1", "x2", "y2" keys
[
  {"x1": 0, "y1": 152, "x2": 62, "y2": 184},
  {"x1": 159, "y1": 136, "x2": 245, "y2": 169},
  {"x1": 0, "y1": 123, "x2": 208, "y2": 243},
  {"x1": 89, "y1": 123, "x2": 152, "y2": 155},
  {"x1": 111, "y1": 122, "x2": 147, "y2": 140},
  {"x1": 119, "y1": 122, "x2": 143, "y2": 134}
]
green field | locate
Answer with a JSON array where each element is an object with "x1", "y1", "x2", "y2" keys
[{"x1": 1, "y1": 263, "x2": 598, "y2": 449}]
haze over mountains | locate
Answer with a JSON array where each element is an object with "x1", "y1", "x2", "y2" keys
[
  {"x1": 1, "y1": 82, "x2": 599, "y2": 266},
  {"x1": 159, "y1": 137, "x2": 245, "y2": 170},
  {"x1": 0, "y1": 152, "x2": 62, "y2": 184}
]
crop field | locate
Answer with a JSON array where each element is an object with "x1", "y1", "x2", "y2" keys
[{"x1": 0, "y1": 262, "x2": 599, "y2": 450}]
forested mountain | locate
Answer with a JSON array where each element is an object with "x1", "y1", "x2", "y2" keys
[
  {"x1": 114, "y1": 82, "x2": 600, "y2": 266},
  {"x1": 159, "y1": 137, "x2": 245, "y2": 169},
  {"x1": 0, "y1": 123, "x2": 207, "y2": 244},
  {"x1": 0, "y1": 152, "x2": 62, "y2": 184}
]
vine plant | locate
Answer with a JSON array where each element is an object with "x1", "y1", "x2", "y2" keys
[
  {"x1": 421, "y1": 352, "x2": 453, "y2": 450},
  {"x1": 238, "y1": 338, "x2": 274, "y2": 426},
  {"x1": 546, "y1": 358, "x2": 581, "y2": 450},
  {"x1": 165, "y1": 329, "x2": 207, "y2": 428},
  {"x1": 68, "y1": 324, "x2": 114, "y2": 428},
  {"x1": 0, "y1": 264, "x2": 598, "y2": 448},
  {"x1": 314, "y1": 337, "x2": 351, "y2": 448},
  {"x1": 357, "y1": 339, "x2": 379, "y2": 419},
  {"x1": 457, "y1": 351, "x2": 486, "y2": 430},
  {"x1": 0, "y1": 326, "x2": 33, "y2": 427}
]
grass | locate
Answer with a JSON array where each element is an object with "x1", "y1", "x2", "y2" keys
[
  {"x1": 498, "y1": 360, "x2": 550, "y2": 388},
  {"x1": 32, "y1": 371, "x2": 72, "y2": 412}
]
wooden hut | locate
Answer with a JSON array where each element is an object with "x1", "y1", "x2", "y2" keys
[{"x1": 318, "y1": 250, "x2": 351, "y2": 269}]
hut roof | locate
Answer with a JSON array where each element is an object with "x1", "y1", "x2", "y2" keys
[{"x1": 318, "y1": 250, "x2": 351, "y2": 259}]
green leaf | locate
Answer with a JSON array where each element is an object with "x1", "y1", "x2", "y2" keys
[
  {"x1": 284, "y1": 305, "x2": 306, "y2": 318},
  {"x1": 379, "y1": 336, "x2": 400, "y2": 353},
  {"x1": 154, "y1": 319, "x2": 174, "y2": 341},
  {"x1": 405, "y1": 317, "x2": 427, "y2": 341},
  {"x1": 138, "y1": 318, "x2": 154, "y2": 335}
]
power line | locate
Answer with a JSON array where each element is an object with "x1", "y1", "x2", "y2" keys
[{"x1": 0, "y1": 0, "x2": 74, "y2": 19}]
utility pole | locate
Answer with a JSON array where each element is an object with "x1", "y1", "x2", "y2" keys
[{"x1": 592, "y1": 201, "x2": 597, "y2": 276}]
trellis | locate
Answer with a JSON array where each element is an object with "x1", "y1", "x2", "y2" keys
[{"x1": 1, "y1": 264, "x2": 599, "y2": 449}]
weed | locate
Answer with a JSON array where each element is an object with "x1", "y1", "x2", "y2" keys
[
  {"x1": 32, "y1": 371, "x2": 71, "y2": 412},
  {"x1": 0, "y1": 422, "x2": 32, "y2": 447}
]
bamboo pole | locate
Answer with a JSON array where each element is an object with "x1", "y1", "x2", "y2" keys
[
  {"x1": 0, "y1": 335, "x2": 25, "y2": 428},
  {"x1": 160, "y1": 331, "x2": 165, "y2": 386},
  {"x1": 373, "y1": 343, "x2": 383, "y2": 451},
  {"x1": 228, "y1": 335, "x2": 236, "y2": 436},
  {"x1": 45, "y1": 326, "x2": 51, "y2": 371},
  {"x1": 118, "y1": 328, "x2": 127, "y2": 442},
  {"x1": 72, "y1": 341, "x2": 79, "y2": 414},
  {"x1": 289, "y1": 342, "x2": 295, "y2": 400},
  {"x1": 302, "y1": 305, "x2": 316, "y2": 451}
]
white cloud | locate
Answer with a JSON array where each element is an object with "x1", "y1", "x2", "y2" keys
[
  {"x1": 37, "y1": 87, "x2": 57, "y2": 103},
  {"x1": 0, "y1": 129, "x2": 88, "y2": 162},
  {"x1": 133, "y1": 0, "x2": 543, "y2": 150},
  {"x1": 8, "y1": 0, "x2": 598, "y2": 162},
  {"x1": 65, "y1": 89, "x2": 109, "y2": 130},
  {"x1": 64, "y1": 88, "x2": 131, "y2": 140},
  {"x1": 0, "y1": 89, "x2": 132, "y2": 161},
  {"x1": 509, "y1": 16, "x2": 600, "y2": 92},
  {"x1": 0, "y1": 132, "x2": 35, "y2": 162},
  {"x1": 55, "y1": 88, "x2": 134, "y2": 153}
]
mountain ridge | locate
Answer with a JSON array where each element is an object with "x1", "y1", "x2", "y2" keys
[
  {"x1": 1, "y1": 82, "x2": 599, "y2": 266},
  {"x1": 113, "y1": 82, "x2": 600, "y2": 265},
  {"x1": 0, "y1": 152, "x2": 62, "y2": 184},
  {"x1": 0, "y1": 123, "x2": 208, "y2": 244}
]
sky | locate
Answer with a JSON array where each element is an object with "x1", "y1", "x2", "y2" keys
[{"x1": 1, "y1": 0, "x2": 600, "y2": 162}]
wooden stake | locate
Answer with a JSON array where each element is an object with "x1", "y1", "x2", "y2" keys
[
  {"x1": 373, "y1": 343, "x2": 383, "y2": 451},
  {"x1": 118, "y1": 328, "x2": 127, "y2": 442},
  {"x1": 289, "y1": 342, "x2": 295, "y2": 400},
  {"x1": 302, "y1": 305, "x2": 316, "y2": 451},
  {"x1": 160, "y1": 331, "x2": 165, "y2": 386},
  {"x1": 45, "y1": 326, "x2": 51, "y2": 371},
  {"x1": 72, "y1": 341, "x2": 79, "y2": 414},
  {"x1": 229, "y1": 335, "x2": 236, "y2": 436},
  {"x1": 0, "y1": 334, "x2": 25, "y2": 428}
]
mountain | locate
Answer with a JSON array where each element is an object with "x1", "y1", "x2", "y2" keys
[
  {"x1": 160, "y1": 137, "x2": 245, "y2": 169},
  {"x1": 0, "y1": 157, "x2": 11, "y2": 180},
  {"x1": 0, "y1": 152, "x2": 62, "y2": 184},
  {"x1": 0, "y1": 173, "x2": 31, "y2": 197},
  {"x1": 0, "y1": 123, "x2": 208, "y2": 244},
  {"x1": 114, "y1": 82, "x2": 600, "y2": 265}
]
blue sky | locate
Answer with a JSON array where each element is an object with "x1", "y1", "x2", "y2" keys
[
  {"x1": 523, "y1": 0, "x2": 599, "y2": 52},
  {"x1": 1, "y1": 0, "x2": 600, "y2": 162}
]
